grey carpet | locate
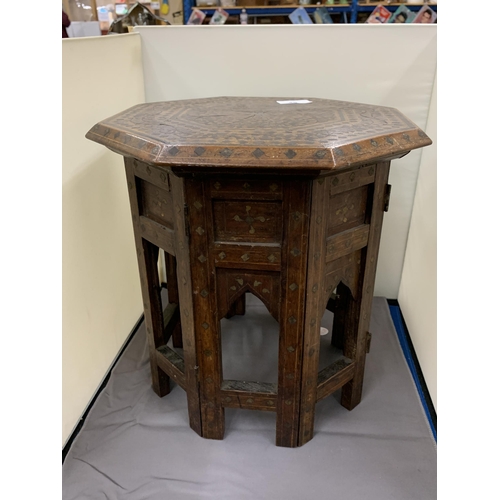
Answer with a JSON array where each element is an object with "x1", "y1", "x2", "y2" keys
[{"x1": 62, "y1": 296, "x2": 436, "y2": 500}]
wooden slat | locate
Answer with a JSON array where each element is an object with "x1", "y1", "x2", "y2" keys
[
  {"x1": 325, "y1": 224, "x2": 370, "y2": 262},
  {"x1": 212, "y1": 242, "x2": 281, "y2": 271},
  {"x1": 329, "y1": 164, "x2": 375, "y2": 197},
  {"x1": 139, "y1": 216, "x2": 176, "y2": 256},
  {"x1": 208, "y1": 178, "x2": 284, "y2": 200},
  {"x1": 316, "y1": 358, "x2": 355, "y2": 402},
  {"x1": 221, "y1": 380, "x2": 277, "y2": 412},
  {"x1": 156, "y1": 346, "x2": 186, "y2": 391},
  {"x1": 133, "y1": 160, "x2": 172, "y2": 192}
]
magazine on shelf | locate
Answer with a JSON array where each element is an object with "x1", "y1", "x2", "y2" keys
[
  {"x1": 365, "y1": 5, "x2": 391, "y2": 24},
  {"x1": 209, "y1": 8, "x2": 229, "y2": 24},
  {"x1": 187, "y1": 8, "x2": 206, "y2": 25},
  {"x1": 288, "y1": 7, "x2": 313, "y2": 24},
  {"x1": 413, "y1": 5, "x2": 437, "y2": 23},
  {"x1": 388, "y1": 5, "x2": 416, "y2": 23},
  {"x1": 313, "y1": 7, "x2": 333, "y2": 24}
]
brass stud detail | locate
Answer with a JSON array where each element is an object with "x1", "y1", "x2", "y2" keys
[
  {"x1": 246, "y1": 398, "x2": 254, "y2": 404},
  {"x1": 241, "y1": 254, "x2": 250, "y2": 262},
  {"x1": 254, "y1": 281, "x2": 262, "y2": 287},
  {"x1": 252, "y1": 148, "x2": 264, "y2": 159},
  {"x1": 310, "y1": 319, "x2": 316, "y2": 326},
  {"x1": 286, "y1": 373, "x2": 294, "y2": 380},
  {"x1": 288, "y1": 316, "x2": 297, "y2": 324},
  {"x1": 368, "y1": 167, "x2": 375, "y2": 175},
  {"x1": 349, "y1": 172, "x2": 356, "y2": 181},
  {"x1": 267, "y1": 400, "x2": 274, "y2": 406},
  {"x1": 204, "y1": 350, "x2": 212, "y2": 356},
  {"x1": 214, "y1": 182, "x2": 221, "y2": 190},
  {"x1": 263, "y1": 288, "x2": 270, "y2": 294},
  {"x1": 206, "y1": 377, "x2": 213, "y2": 384},
  {"x1": 201, "y1": 322, "x2": 209, "y2": 330},
  {"x1": 403, "y1": 133, "x2": 411, "y2": 142},
  {"x1": 219, "y1": 252, "x2": 226, "y2": 260},
  {"x1": 268, "y1": 254, "x2": 277, "y2": 263},
  {"x1": 291, "y1": 248, "x2": 301, "y2": 257},
  {"x1": 353, "y1": 144, "x2": 361, "y2": 152},
  {"x1": 285, "y1": 400, "x2": 292, "y2": 406},
  {"x1": 236, "y1": 278, "x2": 243, "y2": 286},
  {"x1": 287, "y1": 346, "x2": 295, "y2": 352},
  {"x1": 289, "y1": 283, "x2": 298, "y2": 291},
  {"x1": 198, "y1": 255, "x2": 207, "y2": 263},
  {"x1": 312, "y1": 284, "x2": 318, "y2": 293},
  {"x1": 194, "y1": 201, "x2": 202, "y2": 210},
  {"x1": 386, "y1": 137, "x2": 394, "y2": 145},
  {"x1": 220, "y1": 148, "x2": 233, "y2": 158},
  {"x1": 315, "y1": 150, "x2": 327, "y2": 159},
  {"x1": 269, "y1": 183, "x2": 278, "y2": 192},
  {"x1": 195, "y1": 227, "x2": 204, "y2": 235},
  {"x1": 200, "y1": 289, "x2": 209, "y2": 298},
  {"x1": 334, "y1": 147, "x2": 344, "y2": 157}
]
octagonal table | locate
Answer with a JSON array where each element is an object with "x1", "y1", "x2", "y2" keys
[{"x1": 86, "y1": 96, "x2": 431, "y2": 447}]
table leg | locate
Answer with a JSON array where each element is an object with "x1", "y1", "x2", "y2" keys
[
  {"x1": 341, "y1": 162, "x2": 390, "y2": 410},
  {"x1": 276, "y1": 180, "x2": 311, "y2": 447}
]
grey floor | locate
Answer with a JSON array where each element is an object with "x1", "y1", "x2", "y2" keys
[{"x1": 62, "y1": 296, "x2": 436, "y2": 500}]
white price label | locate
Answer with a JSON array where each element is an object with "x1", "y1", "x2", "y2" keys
[{"x1": 276, "y1": 100, "x2": 312, "y2": 104}]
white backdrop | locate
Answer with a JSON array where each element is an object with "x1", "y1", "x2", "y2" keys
[
  {"x1": 134, "y1": 24, "x2": 437, "y2": 297},
  {"x1": 62, "y1": 33, "x2": 145, "y2": 445}
]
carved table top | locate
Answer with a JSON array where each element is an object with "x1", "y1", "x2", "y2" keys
[{"x1": 86, "y1": 96, "x2": 431, "y2": 171}]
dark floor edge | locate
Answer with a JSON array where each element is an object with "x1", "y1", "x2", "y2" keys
[
  {"x1": 387, "y1": 298, "x2": 437, "y2": 441},
  {"x1": 62, "y1": 312, "x2": 145, "y2": 464}
]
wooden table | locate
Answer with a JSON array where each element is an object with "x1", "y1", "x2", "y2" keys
[{"x1": 86, "y1": 97, "x2": 431, "y2": 447}]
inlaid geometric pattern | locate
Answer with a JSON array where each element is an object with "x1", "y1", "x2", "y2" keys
[{"x1": 86, "y1": 97, "x2": 432, "y2": 170}]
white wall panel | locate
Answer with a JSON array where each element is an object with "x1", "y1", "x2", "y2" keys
[
  {"x1": 398, "y1": 74, "x2": 437, "y2": 409},
  {"x1": 134, "y1": 24, "x2": 437, "y2": 297},
  {"x1": 62, "y1": 33, "x2": 145, "y2": 445}
]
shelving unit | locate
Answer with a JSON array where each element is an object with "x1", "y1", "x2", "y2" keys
[{"x1": 184, "y1": 1, "x2": 437, "y2": 24}]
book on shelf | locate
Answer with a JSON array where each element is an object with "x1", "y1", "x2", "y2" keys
[
  {"x1": 187, "y1": 8, "x2": 206, "y2": 25},
  {"x1": 388, "y1": 5, "x2": 416, "y2": 24},
  {"x1": 413, "y1": 5, "x2": 437, "y2": 23},
  {"x1": 209, "y1": 8, "x2": 229, "y2": 24},
  {"x1": 365, "y1": 5, "x2": 391, "y2": 24},
  {"x1": 288, "y1": 7, "x2": 314, "y2": 24},
  {"x1": 313, "y1": 7, "x2": 333, "y2": 24}
]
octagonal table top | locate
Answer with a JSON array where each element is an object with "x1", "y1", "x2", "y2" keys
[{"x1": 86, "y1": 96, "x2": 431, "y2": 171}]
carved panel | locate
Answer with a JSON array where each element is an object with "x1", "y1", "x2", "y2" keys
[
  {"x1": 323, "y1": 250, "x2": 363, "y2": 305},
  {"x1": 327, "y1": 185, "x2": 370, "y2": 236},
  {"x1": 329, "y1": 164, "x2": 375, "y2": 197},
  {"x1": 212, "y1": 243, "x2": 281, "y2": 271},
  {"x1": 139, "y1": 178, "x2": 174, "y2": 230},
  {"x1": 216, "y1": 268, "x2": 281, "y2": 321},
  {"x1": 213, "y1": 201, "x2": 283, "y2": 243}
]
